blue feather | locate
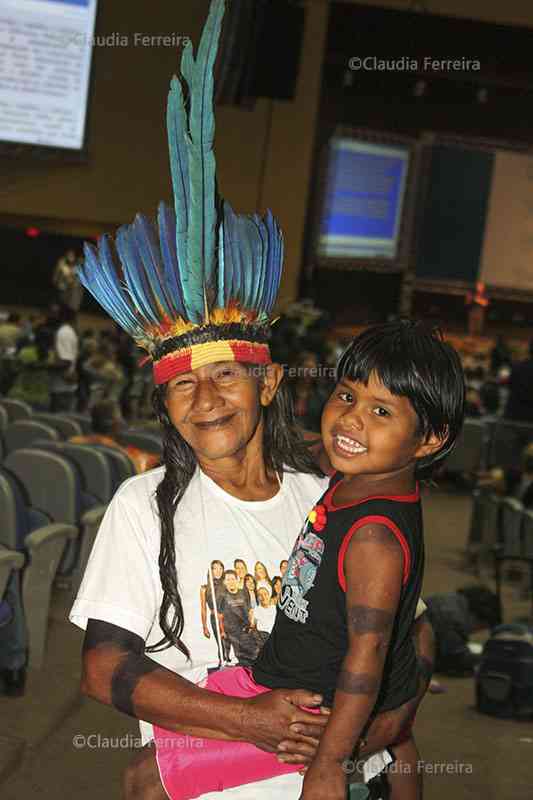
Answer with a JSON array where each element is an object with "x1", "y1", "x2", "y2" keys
[
  {"x1": 116, "y1": 225, "x2": 160, "y2": 326},
  {"x1": 222, "y1": 202, "x2": 243, "y2": 302},
  {"x1": 216, "y1": 219, "x2": 225, "y2": 308},
  {"x1": 236, "y1": 216, "x2": 259, "y2": 309},
  {"x1": 263, "y1": 210, "x2": 284, "y2": 314},
  {"x1": 167, "y1": 75, "x2": 190, "y2": 275},
  {"x1": 78, "y1": 241, "x2": 142, "y2": 337},
  {"x1": 133, "y1": 213, "x2": 176, "y2": 319},
  {"x1": 249, "y1": 213, "x2": 267, "y2": 309},
  {"x1": 158, "y1": 201, "x2": 186, "y2": 318},
  {"x1": 184, "y1": 0, "x2": 225, "y2": 322}
]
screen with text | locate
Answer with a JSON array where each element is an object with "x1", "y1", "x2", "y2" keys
[
  {"x1": 0, "y1": 0, "x2": 97, "y2": 150},
  {"x1": 318, "y1": 138, "x2": 410, "y2": 261}
]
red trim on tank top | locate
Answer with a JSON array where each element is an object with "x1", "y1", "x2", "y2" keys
[
  {"x1": 324, "y1": 473, "x2": 419, "y2": 512},
  {"x1": 337, "y1": 515, "x2": 411, "y2": 591}
]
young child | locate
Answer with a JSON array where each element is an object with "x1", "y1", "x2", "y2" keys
[{"x1": 154, "y1": 321, "x2": 465, "y2": 800}]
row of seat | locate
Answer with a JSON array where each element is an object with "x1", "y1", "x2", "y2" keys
[
  {"x1": 469, "y1": 492, "x2": 533, "y2": 559},
  {"x1": 0, "y1": 448, "x2": 107, "y2": 669},
  {"x1": 0, "y1": 399, "x2": 163, "y2": 457},
  {"x1": 445, "y1": 418, "x2": 533, "y2": 475},
  {"x1": 0, "y1": 397, "x2": 160, "y2": 672},
  {"x1": 467, "y1": 490, "x2": 533, "y2": 615}
]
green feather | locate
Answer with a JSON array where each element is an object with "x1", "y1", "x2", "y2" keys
[{"x1": 184, "y1": 0, "x2": 225, "y2": 323}]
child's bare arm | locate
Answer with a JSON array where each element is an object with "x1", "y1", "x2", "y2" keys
[{"x1": 300, "y1": 521, "x2": 404, "y2": 800}]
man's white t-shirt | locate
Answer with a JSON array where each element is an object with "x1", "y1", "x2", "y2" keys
[
  {"x1": 51, "y1": 323, "x2": 79, "y2": 393},
  {"x1": 71, "y1": 466, "x2": 333, "y2": 799}
]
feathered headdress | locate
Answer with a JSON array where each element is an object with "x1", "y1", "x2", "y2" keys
[{"x1": 78, "y1": 0, "x2": 283, "y2": 385}]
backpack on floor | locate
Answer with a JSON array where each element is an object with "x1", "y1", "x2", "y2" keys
[{"x1": 475, "y1": 623, "x2": 533, "y2": 719}]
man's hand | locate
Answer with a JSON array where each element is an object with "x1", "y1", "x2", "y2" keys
[{"x1": 243, "y1": 689, "x2": 329, "y2": 763}]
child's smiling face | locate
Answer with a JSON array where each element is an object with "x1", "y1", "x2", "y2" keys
[{"x1": 321, "y1": 371, "x2": 435, "y2": 483}]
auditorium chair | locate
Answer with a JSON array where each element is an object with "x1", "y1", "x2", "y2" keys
[
  {"x1": 63, "y1": 412, "x2": 92, "y2": 434},
  {"x1": 487, "y1": 420, "x2": 533, "y2": 471},
  {"x1": 0, "y1": 546, "x2": 24, "y2": 630},
  {"x1": 32, "y1": 439, "x2": 114, "y2": 505},
  {"x1": 0, "y1": 404, "x2": 8, "y2": 435},
  {"x1": 0, "y1": 398, "x2": 32, "y2": 422},
  {"x1": 500, "y1": 497, "x2": 524, "y2": 559},
  {"x1": 3, "y1": 420, "x2": 59, "y2": 455},
  {"x1": 445, "y1": 419, "x2": 486, "y2": 475},
  {"x1": 32, "y1": 412, "x2": 83, "y2": 439},
  {"x1": 90, "y1": 444, "x2": 136, "y2": 491},
  {"x1": 493, "y1": 498, "x2": 533, "y2": 618},
  {"x1": 0, "y1": 468, "x2": 77, "y2": 669},
  {"x1": 2, "y1": 448, "x2": 106, "y2": 595},
  {"x1": 117, "y1": 428, "x2": 163, "y2": 455},
  {"x1": 466, "y1": 489, "x2": 502, "y2": 573}
]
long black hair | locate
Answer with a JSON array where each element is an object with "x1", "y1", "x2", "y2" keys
[
  {"x1": 336, "y1": 320, "x2": 465, "y2": 477},
  {"x1": 146, "y1": 371, "x2": 322, "y2": 657}
]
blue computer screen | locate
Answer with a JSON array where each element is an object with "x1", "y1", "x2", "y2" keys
[{"x1": 318, "y1": 138, "x2": 410, "y2": 260}]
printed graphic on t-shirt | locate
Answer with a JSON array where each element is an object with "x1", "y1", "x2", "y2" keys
[
  {"x1": 278, "y1": 521, "x2": 324, "y2": 625},
  {"x1": 200, "y1": 555, "x2": 287, "y2": 668}
]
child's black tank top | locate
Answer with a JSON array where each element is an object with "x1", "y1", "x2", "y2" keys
[{"x1": 253, "y1": 474, "x2": 424, "y2": 711}]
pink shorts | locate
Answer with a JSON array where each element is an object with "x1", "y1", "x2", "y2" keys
[{"x1": 154, "y1": 667, "x2": 302, "y2": 800}]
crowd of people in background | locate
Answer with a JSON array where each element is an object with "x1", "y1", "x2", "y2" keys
[
  {"x1": 0, "y1": 305, "x2": 154, "y2": 423},
  {"x1": 2, "y1": 298, "x2": 533, "y2": 498}
]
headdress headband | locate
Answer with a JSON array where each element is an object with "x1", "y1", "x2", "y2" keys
[{"x1": 77, "y1": 0, "x2": 283, "y2": 384}]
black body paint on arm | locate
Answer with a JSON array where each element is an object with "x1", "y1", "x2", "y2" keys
[
  {"x1": 83, "y1": 619, "x2": 160, "y2": 718},
  {"x1": 110, "y1": 652, "x2": 160, "y2": 717},
  {"x1": 336, "y1": 670, "x2": 379, "y2": 695}
]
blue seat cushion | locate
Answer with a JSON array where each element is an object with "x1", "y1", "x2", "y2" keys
[{"x1": 0, "y1": 599, "x2": 13, "y2": 628}]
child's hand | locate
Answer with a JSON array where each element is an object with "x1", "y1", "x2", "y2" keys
[{"x1": 300, "y1": 757, "x2": 347, "y2": 800}]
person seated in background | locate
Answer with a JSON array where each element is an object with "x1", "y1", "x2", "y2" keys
[
  {"x1": 82, "y1": 339, "x2": 126, "y2": 410},
  {"x1": 7, "y1": 328, "x2": 55, "y2": 411},
  {"x1": 478, "y1": 440, "x2": 533, "y2": 508},
  {"x1": 490, "y1": 335, "x2": 512, "y2": 376},
  {"x1": 76, "y1": 330, "x2": 99, "y2": 412},
  {"x1": 478, "y1": 380, "x2": 501, "y2": 420},
  {"x1": 0, "y1": 312, "x2": 22, "y2": 356},
  {"x1": 464, "y1": 387, "x2": 482, "y2": 417},
  {"x1": 127, "y1": 351, "x2": 154, "y2": 421},
  {"x1": 52, "y1": 249, "x2": 83, "y2": 312},
  {"x1": 49, "y1": 305, "x2": 79, "y2": 413},
  {"x1": 425, "y1": 586, "x2": 501, "y2": 675},
  {"x1": 69, "y1": 399, "x2": 160, "y2": 474}
]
